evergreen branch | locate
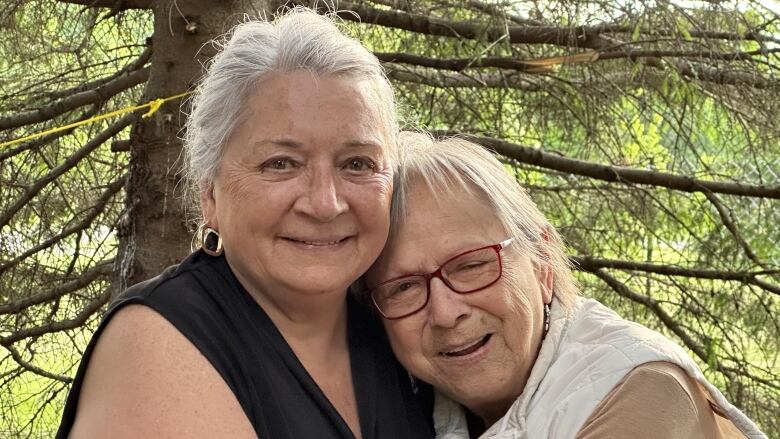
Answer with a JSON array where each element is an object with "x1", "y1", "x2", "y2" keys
[
  {"x1": 53, "y1": 0, "x2": 152, "y2": 9},
  {"x1": 587, "y1": 267, "x2": 709, "y2": 361},
  {"x1": 586, "y1": 268, "x2": 779, "y2": 391},
  {"x1": 17, "y1": 382, "x2": 68, "y2": 432},
  {"x1": 440, "y1": 132, "x2": 780, "y2": 199},
  {"x1": 39, "y1": 45, "x2": 152, "y2": 103},
  {"x1": 0, "y1": 105, "x2": 101, "y2": 163},
  {"x1": 2, "y1": 53, "x2": 140, "y2": 102},
  {"x1": 646, "y1": 57, "x2": 778, "y2": 90},
  {"x1": 598, "y1": 47, "x2": 780, "y2": 62},
  {"x1": 376, "y1": 48, "x2": 780, "y2": 72},
  {"x1": 0, "y1": 260, "x2": 114, "y2": 315},
  {"x1": 702, "y1": 191, "x2": 773, "y2": 271},
  {"x1": 0, "y1": 288, "x2": 111, "y2": 346},
  {"x1": 457, "y1": 0, "x2": 545, "y2": 26},
  {"x1": 0, "y1": 177, "x2": 125, "y2": 275},
  {"x1": 0, "y1": 67, "x2": 148, "y2": 132},
  {"x1": 571, "y1": 256, "x2": 780, "y2": 295},
  {"x1": 330, "y1": 1, "x2": 615, "y2": 50},
  {"x1": 0, "y1": 115, "x2": 132, "y2": 230},
  {"x1": 384, "y1": 62, "x2": 546, "y2": 90},
  {"x1": 377, "y1": 52, "x2": 551, "y2": 72},
  {"x1": 328, "y1": 1, "x2": 780, "y2": 48},
  {"x1": 347, "y1": 4, "x2": 778, "y2": 89},
  {"x1": 0, "y1": 345, "x2": 73, "y2": 384}
]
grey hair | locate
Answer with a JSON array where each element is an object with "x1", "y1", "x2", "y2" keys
[
  {"x1": 183, "y1": 7, "x2": 398, "y2": 194},
  {"x1": 391, "y1": 131, "x2": 579, "y2": 311}
]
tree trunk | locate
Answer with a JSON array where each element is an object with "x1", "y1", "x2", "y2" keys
[{"x1": 116, "y1": 0, "x2": 266, "y2": 291}]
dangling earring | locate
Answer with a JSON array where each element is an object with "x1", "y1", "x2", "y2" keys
[
  {"x1": 542, "y1": 302, "x2": 551, "y2": 339},
  {"x1": 197, "y1": 225, "x2": 223, "y2": 256},
  {"x1": 408, "y1": 372, "x2": 419, "y2": 395}
]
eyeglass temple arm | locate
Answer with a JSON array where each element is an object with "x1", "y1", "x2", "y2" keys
[{"x1": 498, "y1": 237, "x2": 515, "y2": 249}]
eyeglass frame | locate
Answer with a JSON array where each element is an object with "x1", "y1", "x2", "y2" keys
[{"x1": 368, "y1": 237, "x2": 515, "y2": 320}]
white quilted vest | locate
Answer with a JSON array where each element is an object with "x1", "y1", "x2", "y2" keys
[{"x1": 433, "y1": 297, "x2": 767, "y2": 439}]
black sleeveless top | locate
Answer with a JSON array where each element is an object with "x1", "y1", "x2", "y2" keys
[{"x1": 56, "y1": 251, "x2": 434, "y2": 438}]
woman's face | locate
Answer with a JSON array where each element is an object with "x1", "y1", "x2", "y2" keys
[
  {"x1": 201, "y1": 71, "x2": 393, "y2": 300},
  {"x1": 367, "y1": 183, "x2": 552, "y2": 421}
]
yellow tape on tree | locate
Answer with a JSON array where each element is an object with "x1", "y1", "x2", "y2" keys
[{"x1": 0, "y1": 92, "x2": 190, "y2": 149}]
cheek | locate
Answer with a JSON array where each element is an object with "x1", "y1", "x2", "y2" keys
[
  {"x1": 218, "y1": 170, "x2": 260, "y2": 206},
  {"x1": 385, "y1": 321, "x2": 426, "y2": 364},
  {"x1": 500, "y1": 265, "x2": 540, "y2": 312},
  {"x1": 350, "y1": 174, "x2": 392, "y2": 202},
  {"x1": 215, "y1": 175, "x2": 296, "y2": 232},
  {"x1": 473, "y1": 280, "x2": 534, "y2": 341},
  {"x1": 345, "y1": 177, "x2": 393, "y2": 223},
  {"x1": 493, "y1": 293, "x2": 537, "y2": 355}
]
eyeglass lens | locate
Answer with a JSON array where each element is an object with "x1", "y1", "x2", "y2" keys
[{"x1": 373, "y1": 246, "x2": 501, "y2": 318}]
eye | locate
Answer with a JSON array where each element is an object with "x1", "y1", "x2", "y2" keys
[
  {"x1": 388, "y1": 278, "x2": 424, "y2": 296},
  {"x1": 396, "y1": 281, "x2": 416, "y2": 292},
  {"x1": 455, "y1": 260, "x2": 489, "y2": 272},
  {"x1": 260, "y1": 157, "x2": 298, "y2": 172},
  {"x1": 343, "y1": 156, "x2": 377, "y2": 174}
]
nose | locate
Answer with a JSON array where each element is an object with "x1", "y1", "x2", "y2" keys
[
  {"x1": 294, "y1": 165, "x2": 348, "y2": 222},
  {"x1": 427, "y1": 278, "x2": 471, "y2": 328}
]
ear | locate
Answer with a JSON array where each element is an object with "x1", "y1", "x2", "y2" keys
[
  {"x1": 536, "y1": 228, "x2": 554, "y2": 304},
  {"x1": 199, "y1": 181, "x2": 218, "y2": 230},
  {"x1": 537, "y1": 259, "x2": 554, "y2": 304}
]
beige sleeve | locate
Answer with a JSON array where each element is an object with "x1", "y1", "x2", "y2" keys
[{"x1": 574, "y1": 361, "x2": 746, "y2": 439}]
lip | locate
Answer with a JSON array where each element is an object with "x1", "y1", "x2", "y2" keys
[
  {"x1": 280, "y1": 235, "x2": 353, "y2": 249},
  {"x1": 438, "y1": 334, "x2": 492, "y2": 360}
]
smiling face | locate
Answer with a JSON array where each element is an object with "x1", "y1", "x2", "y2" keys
[
  {"x1": 201, "y1": 71, "x2": 393, "y2": 303},
  {"x1": 367, "y1": 182, "x2": 552, "y2": 424}
]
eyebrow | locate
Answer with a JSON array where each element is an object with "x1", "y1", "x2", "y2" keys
[
  {"x1": 254, "y1": 139, "x2": 384, "y2": 150},
  {"x1": 344, "y1": 140, "x2": 384, "y2": 149},
  {"x1": 253, "y1": 139, "x2": 302, "y2": 149}
]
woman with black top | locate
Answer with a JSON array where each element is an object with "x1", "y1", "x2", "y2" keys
[{"x1": 56, "y1": 8, "x2": 433, "y2": 439}]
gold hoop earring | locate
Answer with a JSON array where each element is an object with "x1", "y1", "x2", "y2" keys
[{"x1": 199, "y1": 226, "x2": 223, "y2": 256}]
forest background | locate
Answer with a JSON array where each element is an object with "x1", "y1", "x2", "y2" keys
[{"x1": 0, "y1": 0, "x2": 778, "y2": 437}]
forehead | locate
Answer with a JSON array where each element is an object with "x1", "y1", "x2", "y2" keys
[
  {"x1": 372, "y1": 182, "x2": 506, "y2": 277},
  {"x1": 229, "y1": 71, "x2": 388, "y2": 151}
]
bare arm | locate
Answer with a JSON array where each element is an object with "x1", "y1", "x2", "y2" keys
[{"x1": 69, "y1": 305, "x2": 257, "y2": 439}]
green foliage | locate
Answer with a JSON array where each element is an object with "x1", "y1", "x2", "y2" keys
[
  {"x1": 1, "y1": 0, "x2": 779, "y2": 437},
  {"x1": 1, "y1": 1, "x2": 151, "y2": 435}
]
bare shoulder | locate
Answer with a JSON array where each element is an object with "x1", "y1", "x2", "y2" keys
[{"x1": 69, "y1": 304, "x2": 256, "y2": 439}]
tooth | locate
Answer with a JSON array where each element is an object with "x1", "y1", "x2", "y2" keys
[
  {"x1": 300, "y1": 240, "x2": 340, "y2": 246},
  {"x1": 444, "y1": 338, "x2": 481, "y2": 355}
]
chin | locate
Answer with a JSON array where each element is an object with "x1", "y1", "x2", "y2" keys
[
  {"x1": 288, "y1": 273, "x2": 356, "y2": 295},
  {"x1": 450, "y1": 383, "x2": 493, "y2": 403}
]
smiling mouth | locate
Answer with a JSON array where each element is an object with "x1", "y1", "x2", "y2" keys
[
  {"x1": 281, "y1": 236, "x2": 351, "y2": 246},
  {"x1": 440, "y1": 334, "x2": 492, "y2": 357}
]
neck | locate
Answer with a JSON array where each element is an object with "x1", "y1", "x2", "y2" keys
[
  {"x1": 261, "y1": 292, "x2": 350, "y2": 371},
  {"x1": 265, "y1": 293, "x2": 349, "y2": 350},
  {"x1": 229, "y1": 264, "x2": 350, "y2": 353},
  {"x1": 471, "y1": 329, "x2": 545, "y2": 428},
  {"x1": 471, "y1": 395, "x2": 517, "y2": 429}
]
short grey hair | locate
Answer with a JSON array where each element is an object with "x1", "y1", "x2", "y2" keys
[
  {"x1": 183, "y1": 7, "x2": 398, "y2": 193},
  {"x1": 390, "y1": 131, "x2": 579, "y2": 311}
]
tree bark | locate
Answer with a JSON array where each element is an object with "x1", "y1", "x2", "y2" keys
[{"x1": 117, "y1": 0, "x2": 265, "y2": 291}]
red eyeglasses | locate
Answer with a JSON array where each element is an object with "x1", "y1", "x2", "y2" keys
[{"x1": 369, "y1": 238, "x2": 515, "y2": 319}]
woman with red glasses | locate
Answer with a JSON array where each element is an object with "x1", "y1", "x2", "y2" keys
[{"x1": 364, "y1": 132, "x2": 766, "y2": 439}]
